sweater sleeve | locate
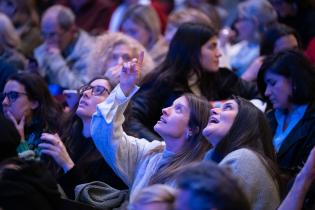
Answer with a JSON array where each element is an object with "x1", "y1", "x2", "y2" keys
[{"x1": 91, "y1": 84, "x2": 163, "y2": 187}]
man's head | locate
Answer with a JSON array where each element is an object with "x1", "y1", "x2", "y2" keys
[
  {"x1": 175, "y1": 161, "x2": 250, "y2": 210},
  {"x1": 41, "y1": 5, "x2": 77, "y2": 51}
]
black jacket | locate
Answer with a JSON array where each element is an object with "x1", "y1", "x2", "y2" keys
[
  {"x1": 58, "y1": 130, "x2": 127, "y2": 199},
  {"x1": 267, "y1": 103, "x2": 315, "y2": 178}
]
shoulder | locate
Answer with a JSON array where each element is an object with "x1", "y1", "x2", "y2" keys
[{"x1": 219, "y1": 148, "x2": 264, "y2": 172}]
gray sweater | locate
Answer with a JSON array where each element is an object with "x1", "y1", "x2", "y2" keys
[{"x1": 206, "y1": 148, "x2": 280, "y2": 210}]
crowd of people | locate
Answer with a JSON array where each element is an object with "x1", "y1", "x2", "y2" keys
[{"x1": 1, "y1": 0, "x2": 315, "y2": 210}]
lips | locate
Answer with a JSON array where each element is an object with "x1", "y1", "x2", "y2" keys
[
  {"x1": 79, "y1": 100, "x2": 88, "y2": 107},
  {"x1": 158, "y1": 116, "x2": 167, "y2": 124},
  {"x1": 209, "y1": 116, "x2": 219, "y2": 124}
]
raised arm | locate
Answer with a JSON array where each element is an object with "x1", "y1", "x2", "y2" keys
[{"x1": 91, "y1": 52, "x2": 162, "y2": 186}]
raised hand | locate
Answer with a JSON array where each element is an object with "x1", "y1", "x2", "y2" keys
[
  {"x1": 120, "y1": 51, "x2": 144, "y2": 96},
  {"x1": 39, "y1": 133, "x2": 74, "y2": 173}
]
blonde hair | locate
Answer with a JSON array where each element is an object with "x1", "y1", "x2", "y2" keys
[
  {"x1": 90, "y1": 32, "x2": 155, "y2": 83},
  {"x1": 168, "y1": 8, "x2": 213, "y2": 28},
  {"x1": 120, "y1": 4, "x2": 161, "y2": 50},
  {"x1": 0, "y1": 13, "x2": 20, "y2": 48},
  {"x1": 128, "y1": 184, "x2": 177, "y2": 210}
]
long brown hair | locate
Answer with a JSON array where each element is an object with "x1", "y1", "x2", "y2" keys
[
  {"x1": 148, "y1": 93, "x2": 211, "y2": 185},
  {"x1": 213, "y1": 96, "x2": 283, "y2": 196}
]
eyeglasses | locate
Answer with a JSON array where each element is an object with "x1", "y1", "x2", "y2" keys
[
  {"x1": 1, "y1": 91, "x2": 28, "y2": 104},
  {"x1": 78, "y1": 85, "x2": 110, "y2": 96}
]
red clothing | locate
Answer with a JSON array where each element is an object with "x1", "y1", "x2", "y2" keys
[
  {"x1": 57, "y1": 0, "x2": 117, "y2": 34},
  {"x1": 305, "y1": 37, "x2": 315, "y2": 64}
]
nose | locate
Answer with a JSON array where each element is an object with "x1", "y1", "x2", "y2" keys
[
  {"x1": 162, "y1": 106, "x2": 171, "y2": 116},
  {"x1": 210, "y1": 107, "x2": 220, "y2": 115},
  {"x1": 216, "y1": 48, "x2": 222, "y2": 58},
  {"x1": 2, "y1": 95, "x2": 9, "y2": 106},
  {"x1": 264, "y1": 85, "x2": 271, "y2": 97},
  {"x1": 82, "y1": 88, "x2": 92, "y2": 98}
]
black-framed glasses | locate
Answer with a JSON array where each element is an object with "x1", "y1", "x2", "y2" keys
[
  {"x1": 0, "y1": 91, "x2": 28, "y2": 104},
  {"x1": 78, "y1": 85, "x2": 110, "y2": 96}
]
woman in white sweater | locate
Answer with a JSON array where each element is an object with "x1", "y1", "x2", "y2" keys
[
  {"x1": 91, "y1": 54, "x2": 210, "y2": 202},
  {"x1": 203, "y1": 96, "x2": 282, "y2": 210}
]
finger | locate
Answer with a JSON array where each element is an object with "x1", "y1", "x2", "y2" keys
[
  {"x1": 138, "y1": 51, "x2": 144, "y2": 65},
  {"x1": 6, "y1": 111, "x2": 18, "y2": 127},
  {"x1": 40, "y1": 133, "x2": 59, "y2": 145},
  {"x1": 40, "y1": 149, "x2": 58, "y2": 158},
  {"x1": 19, "y1": 115, "x2": 25, "y2": 127}
]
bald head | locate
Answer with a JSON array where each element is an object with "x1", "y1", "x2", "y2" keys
[{"x1": 41, "y1": 5, "x2": 77, "y2": 51}]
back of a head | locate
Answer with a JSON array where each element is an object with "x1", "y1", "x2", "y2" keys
[
  {"x1": 0, "y1": 158, "x2": 61, "y2": 210},
  {"x1": 176, "y1": 161, "x2": 250, "y2": 210},
  {"x1": 129, "y1": 184, "x2": 176, "y2": 210},
  {"x1": 168, "y1": 8, "x2": 213, "y2": 28}
]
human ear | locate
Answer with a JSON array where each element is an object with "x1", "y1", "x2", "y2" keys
[{"x1": 30, "y1": 100, "x2": 39, "y2": 110}]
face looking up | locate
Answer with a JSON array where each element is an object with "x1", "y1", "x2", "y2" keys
[
  {"x1": 202, "y1": 100, "x2": 238, "y2": 147},
  {"x1": 76, "y1": 79, "x2": 111, "y2": 119},
  {"x1": 264, "y1": 71, "x2": 292, "y2": 110},
  {"x1": 2, "y1": 80, "x2": 38, "y2": 122},
  {"x1": 154, "y1": 96, "x2": 191, "y2": 141},
  {"x1": 200, "y1": 36, "x2": 221, "y2": 73}
]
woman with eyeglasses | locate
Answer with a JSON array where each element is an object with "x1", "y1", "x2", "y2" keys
[
  {"x1": 38, "y1": 76, "x2": 127, "y2": 199},
  {"x1": 1, "y1": 72, "x2": 64, "y2": 162}
]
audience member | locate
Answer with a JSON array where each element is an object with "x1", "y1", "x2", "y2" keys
[
  {"x1": 34, "y1": 5, "x2": 95, "y2": 89},
  {"x1": 57, "y1": 0, "x2": 116, "y2": 34},
  {"x1": 125, "y1": 23, "x2": 260, "y2": 141},
  {"x1": 257, "y1": 49, "x2": 315, "y2": 180},
  {"x1": 91, "y1": 32, "x2": 155, "y2": 86},
  {"x1": 242, "y1": 23, "x2": 301, "y2": 82},
  {"x1": 0, "y1": 158, "x2": 100, "y2": 210},
  {"x1": 203, "y1": 96, "x2": 281, "y2": 210},
  {"x1": 91, "y1": 53, "x2": 211, "y2": 202},
  {"x1": 128, "y1": 184, "x2": 176, "y2": 210},
  {"x1": 164, "y1": 7, "x2": 213, "y2": 44},
  {"x1": 0, "y1": 0, "x2": 42, "y2": 57},
  {"x1": 221, "y1": 0, "x2": 277, "y2": 76},
  {"x1": 175, "y1": 161, "x2": 250, "y2": 210},
  {"x1": 2, "y1": 72, "x2": 64, "y2": 163},
  {"x1": 38, "y1": 76, "x2": 127, "y2": 198},
  {"x1": 0, "y1": 13, "x2": 26, "y2": 70},
  {"x1": 119, "y1": 4, "x2": 168, "y2": 65}
]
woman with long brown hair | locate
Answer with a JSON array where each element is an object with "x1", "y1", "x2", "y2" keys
[
  {"x1": 91, "y1": 54, "x2": 211, "y2": 202},
  {"x1": 203, "y1": 97, "x2": 281, "y2": 210}
]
